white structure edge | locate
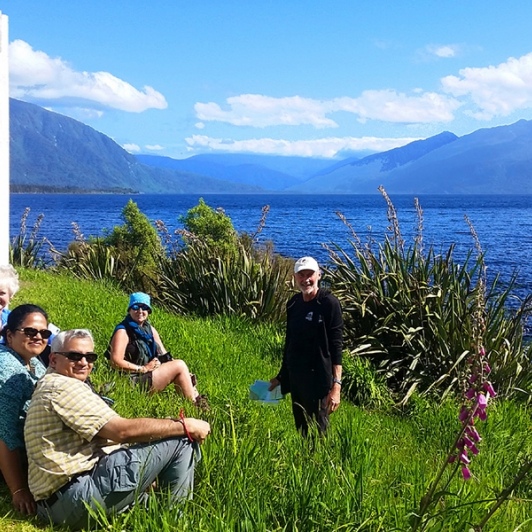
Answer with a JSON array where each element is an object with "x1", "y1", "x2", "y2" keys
[{"x1": 0, "y1": 11, "x2": 9, "y2": 265}]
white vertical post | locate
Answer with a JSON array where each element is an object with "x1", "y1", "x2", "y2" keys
[{"x1": 0, "y1": 11, "x2": 9, "y2": 265}]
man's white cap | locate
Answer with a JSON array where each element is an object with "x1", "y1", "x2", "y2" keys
[{"x1": 294, "y1": 256, "x2": 320, "y2": 274}]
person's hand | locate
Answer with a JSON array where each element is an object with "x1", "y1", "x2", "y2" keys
[
  {"x1": 184, "y1": 418, "x2": 211, "y2": 444},
  {"x1": 268, "y1": 378, "x2": 280, "y2": 391},
  {"x1": 327, "y1": 385, "x2": 341, "y2": 414},
  {"x1": 145, "y1": 358, "x2": 161, "y2": 372},
  {"x1": 12, "y1": 488, "x2": 36, "y2": 515}
]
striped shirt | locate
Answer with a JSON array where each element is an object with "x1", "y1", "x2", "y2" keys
[{"x1": 24, "y1": 372, "x2": 119, "y2": 501}]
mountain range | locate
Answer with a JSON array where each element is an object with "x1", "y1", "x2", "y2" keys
[{"x1": 9, "y1": 98, "x2": 532, "y2": 194}]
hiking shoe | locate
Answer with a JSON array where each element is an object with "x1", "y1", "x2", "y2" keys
[{"x1": 194, "y1": 394, "x2": 210, "y2": 411}]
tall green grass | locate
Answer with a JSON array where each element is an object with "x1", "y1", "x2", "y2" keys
[{"x1": 1, "y1": 269, "x2": 531, "y2": 531}]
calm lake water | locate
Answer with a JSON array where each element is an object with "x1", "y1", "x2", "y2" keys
[{"x1": 9, "y1": 193, "x2": 532, "y2": 301}]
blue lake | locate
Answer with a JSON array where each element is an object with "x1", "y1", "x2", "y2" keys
[{"x1": 9, "y1": 193, "x2": 532, "y2": 300}]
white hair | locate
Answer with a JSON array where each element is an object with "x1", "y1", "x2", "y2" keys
[
  {"x1": 51, "y1": 329, "x2": 94, "y2": 352},
  {"x1": 0, "y1": 265, "x2": 20, "y2": 298}
]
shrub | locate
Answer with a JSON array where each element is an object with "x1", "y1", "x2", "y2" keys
[
  {"x1": 341, "y1": 351, "x2": 393, "y2": 408},
  {"x1": 54, "y1": 200, "x2": 164, "y2": 293},
  {"x1": 179, "y1": 198, "x2": 238, "y2": 257},
  {"x1": 103, "y1": 199, "x2": 164, "y2": 291}
]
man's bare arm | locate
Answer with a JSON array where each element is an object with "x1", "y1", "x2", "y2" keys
[{"x1": 98, "y1": 416, "x2": 210, "y2": 444}]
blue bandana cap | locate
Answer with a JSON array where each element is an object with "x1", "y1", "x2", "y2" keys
[{"x1": 128, "y1": 292, "x2": 152, "y2": 311}]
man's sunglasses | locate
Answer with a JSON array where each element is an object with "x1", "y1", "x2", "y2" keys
[
  {"x1": 16, "y1": 327, "x2": 53, "y2": 339},
  {"x1": 55, "y1": 351, "x2": 98, "y2": 363},
  {"x1": 130, "y1": 304, "x2": 151, "y2": 312}
]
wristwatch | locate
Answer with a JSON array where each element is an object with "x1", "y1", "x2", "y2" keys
[{"x1": 333, "y1": 378, "x2": 342, "y2": 385}]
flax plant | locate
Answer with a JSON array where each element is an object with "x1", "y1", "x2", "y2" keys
[
  {"x1": 155, "y1": 201, "x2": 293, "y2": 322},
  {"x1": 326, "y1": 188, "x2": 532, "y2": 404},
  {"x1": 156, "y1": 232, "x2": 291, "y2": 322},
  {"x1": 10, "y1": 207, "x2": 49, "y2": 268}
]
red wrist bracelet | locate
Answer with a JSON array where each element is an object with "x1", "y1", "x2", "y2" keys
[{"x1": 179, "y1": 408, "x2": 193, "y2": 442}]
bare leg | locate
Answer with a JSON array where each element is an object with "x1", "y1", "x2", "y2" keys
[{"x1": 150, "y1": 359, "x2": 198, "y2": 402}]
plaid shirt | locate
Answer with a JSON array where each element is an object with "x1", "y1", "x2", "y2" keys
[{"x1": 24, "y1": 372, "x2": 119, "y2": 501}]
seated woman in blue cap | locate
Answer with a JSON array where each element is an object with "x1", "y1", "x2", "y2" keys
[{"x1": 107, "y1": 292, "x2": 207, "y2": 408}]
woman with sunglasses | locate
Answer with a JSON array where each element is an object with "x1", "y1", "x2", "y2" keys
[
  {"x1": 0, "y1": 304, "x2": 49, "y2": 515},
  {"x1": 108, "y1": 292, "x2": 208, "y2": 408}
]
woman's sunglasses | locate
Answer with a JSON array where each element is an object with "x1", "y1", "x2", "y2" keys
[
  {"x1": 130, "y1": 304, "x2": 151, "y2": 312},
  {"x1": 55, "y1": 351, "x2": 98, "y2": 363},
  {"x1": 16, "y1": 327, "x2": 53, "y2": 340}
]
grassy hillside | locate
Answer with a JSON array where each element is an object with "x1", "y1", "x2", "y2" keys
[{"x1": 1, "y1": 270, "x2": 531, "y2": 531}]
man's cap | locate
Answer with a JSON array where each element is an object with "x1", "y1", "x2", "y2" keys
[
  {"x1": 294, "y1": 256, "x2": 320, "y2": 274},
  {"x1": 128, "y1": 292, "x2": 152, "y2": 311}
]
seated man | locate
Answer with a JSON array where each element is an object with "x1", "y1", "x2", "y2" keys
[{"x1": 24, "y1": 329, "x2": 210, "y2": 530}]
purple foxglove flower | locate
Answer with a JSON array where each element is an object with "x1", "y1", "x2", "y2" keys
[
  {"x1": 483, "y1": 381, "x2": 497, "y2": 398},
  {"x1": 479, "y1": 346, "x2": 486, "y2": 357},
  {"x1": 465, "y1": 388, "x2": 476, "y2": 400},
  {"x1": 477, "y1": 394, "x2": 488, "y2": 408},
  {"x1": 463, "y1": 436, "x2": 474, "y2": 448},
  {"x1": 477, "y1": 409, "x2": 487, "y2": 421},
  {"x1": 459, "y1": 451, "x2": 470, "y2": 465},
  {"x1": 469, "y1": 374, "x2": 478, "y2": 384},
  {"x1": 466, "y1": 426, "x2": 481, "y2": 442},
  {"x1": 483, "y1": 363, "x2": 491, "y2": 374},
  {"x1": 462, "y1": 466, "x2": 471, "y2": 480},
  {"x1": 459, "y1": 407, "x2": 470, "y2": 422},
  {"x1": 469, "y1": 443, "x2": 479, "y2": 455},
  {"x1": 448, "y1": 455, "x2": 457, "y2": 463}
]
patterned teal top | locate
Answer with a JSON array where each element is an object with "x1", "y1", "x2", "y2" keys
[{"x1": 0, "y1": 344, "x2": 46, "y2": 450}]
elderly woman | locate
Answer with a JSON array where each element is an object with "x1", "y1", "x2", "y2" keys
[
  {"x1": 0, "y1": 265, "x2": 20, "y2": 331},
  {"x1": 108, "y1": 292, "x2": 208, "y2": 408},
  {"x1": 0, "y1": 304, "x2": 48, "y2": 515}
]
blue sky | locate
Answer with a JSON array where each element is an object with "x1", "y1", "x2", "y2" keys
[{"x1": 4, "y1": 1, "x2": 532, "y2": 159}]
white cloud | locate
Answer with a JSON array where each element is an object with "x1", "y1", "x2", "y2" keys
[
  {"x1": 330, "y1": 90, "x2": 460, "y2": 123},
  {"x1": 123, "y1": 143, "x2": 141, "y2": 153},
  {"x1": 145, "y1": 144, "x2": 164, "y2": 151},
  {"x1": 427, "y1": 44, "x2": 460, "y2": 58},
  {"x1": 441, "y1": 52, "x2": 532, "y2": 119},
  {"x1": 195, "y1": 94, "x2": 338, "y2": 128},
  {"x1": 9, "y1": 40, "x2": 167, "y2": 113},
  {"x1": 185, "y1": 134, "x2": 419, "y2": 158},
  {"x1": 195, "y1": 91, "x2": 460, "y2": 128}
]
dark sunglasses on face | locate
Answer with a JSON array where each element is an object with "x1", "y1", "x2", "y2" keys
[
  {"x1": 16, "y1": 327, "x2": 53, "y2": 340},
  {"x1": 130, "y1": 304, "x2": 150, "y2": 312},
  {"x1": 54, "y1": 351, "x2": 98, "y2": 363}
]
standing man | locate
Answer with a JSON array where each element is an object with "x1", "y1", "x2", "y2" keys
[
  {"x1": 24, "y1": 329, "x2": 210, "y2": 530},
  {"x1": 270, "y1": 256, "x2": 343, "y2": 435}
]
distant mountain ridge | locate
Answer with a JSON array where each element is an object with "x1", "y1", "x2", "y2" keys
[
  {"x1": 135, "y1": 153, "x2": 329, "y2": 191},
  {"x1": 9, "y1": 99, "x2": 262, "y2": 194},
  {"x1": 9, "y1": 98, "x2": 532, "y2": 194}
]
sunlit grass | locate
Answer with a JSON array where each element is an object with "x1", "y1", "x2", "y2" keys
[{"x1": 1, "y1": 269, "x2": 531, "y2": 531}]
